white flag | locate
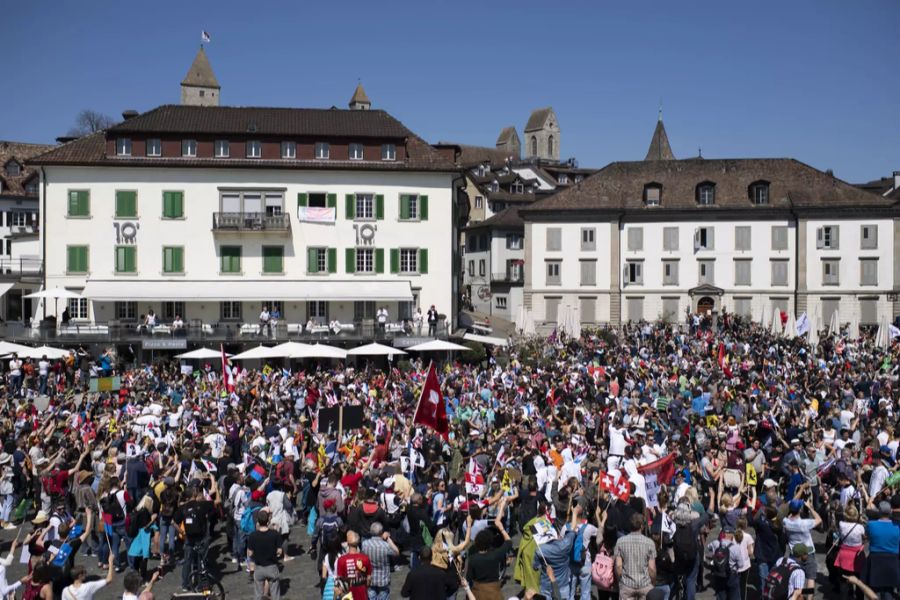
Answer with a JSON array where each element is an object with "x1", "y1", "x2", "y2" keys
[
  {"x1": 796, "y1": 312, "x2": 810, "y2": 337},
  {"x1": 201, "y1": 31, "x2": 211, "y2": 43}
]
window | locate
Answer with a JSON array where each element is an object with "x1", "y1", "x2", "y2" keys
[
  {"x1": 306, "y1": 193, "x2": 327, "y2": 208},
  {"x1": 625, "y1": 261, "x2": 643, "y2": 285},
  {"x1": 468, "y1": 260, "x2": 474, "y2": 277},
  {"x1": 68, "y1": 298, "x2": 88, "y2": 320},
  {"x1": 10, "y1": 212, "x2": 29, "y2": 227},
  {"x1": 661, "y1": 226, "x2": 679, "y2": 251},
  {"x1": 116, "y1": 138, "x2": 132, "y2": 156},
  {"x1": 114, "y1": 246, "x2": 137, "y2": 273},
  {"x1": 490, "y1": 181, "x2": 500, "y2": 193},
  {"x1": 581, "y1": 297, "x2": 596, "y2": 323},
  {"x1": 264, "y1": 192, "x2": 284, "y2": 216},
  {"x1": 558, "y1": 173, "x2": 568, "y2": 185},
  {"x1": 861, "y1": 225, "x2": 878, "y2": 249},
  {"x1": 5, "y1": 160, "x2": 21, "y2": 176},
  {"x1": 816, "y1": 225, "x2": 839, "y2": 249},
  {"x1": 24, "y1": 179, "x2": 38, "y2": 194},
  {"x1": 479, "y1": 259, "x2": 486, "y2": 276},
  {"x1": 734, "y1": 226, "x2": 751, "y2": 251},
  {"x1": 546, "y1": 227, "x2": 562, "y2": 251},
  {"x1": 115, "y1": 190, "x2": 137, "y2": 218},
  {"x1": 511, "y1": 182, "x2": 524, "y2": 194},
  {"x1": 821, "y1": 298, "x2": 839, "y2": 325},
  {"x1": 381, "y1": 144, "x2": 396, "y2": 160},
  {"x1": 575, "y1": 175, "x2": 583, "y2": 184},
  {"x1": 246, "y1": 141, "x2": 262, "y2": 158},
  {"x1": 627, "y1": 227, "x2": 643, "y2": 251},
  {"x1": 822, "y1": 259, "x2": 839, "y2": 285},
  {"x1": 308, "y1": 301, "x2": 328, "y2": 324},
  {"x1": 315, "y1": 142, "x2": 330, "y2": 159},
  {"x1": 663, "y1": 260, "x2": 679, "y2": 285},
  {"x1": 581, "y1": 228, "x2": 596, "y2": 251},
  {"x1": 220, "y1": 246, "x2": 241, "y2": 273},
  {"x1": 548, "y1": 135, "x2": 554, "y2": 157},
  {"x1": 698, "y1": 260, "x2": 715, "y2": 284},
  {"x1": 281, "y1": 141, "x2": 296, "y2": 159},
  {"x1": 750, "y1": 181, "x2": 770, "y2": 205},
  {"x1": 162, "y1": 191, "x2": 184, "y2": 218},
  {"x1": 734, "y1": 260, "x2": 751, "y2": 286},
  {"x1": 399, "y1": 248, "x2": 418, "y2": 273},
  {"x1": 182, "y1": 139, "x2": 197, "y2": 157},
  {"x1": 163, "y1": 301, "x2": 186, "y2": 320},
  {"x1": 662, "y1": 298, "x2": 680, "y2": 322},
  {"x1": 356, "y1": 248, "x2": 374, "y2": 273},
  {"x1": 495, "y1": 296, "x2": 507, "y2": 310},
  {"x1": 580, "y1": 260, "x2": 596, "y2": 286},
  {"x1": 694, "y1": 227, "x2": 714, "y2": 250},
  {"x1": 530, "y1": 136, "x2": 537, "y2": 156},
  {"x1": 546, "y1": 261, "x2": 561, "y2": 286},
  {"x1": 354, "y1": 301, "x2": 376, "y2": 321},
  {"x1": 146, "y1": 139, "x2": 161, "y2": 157},
  {"x1": 215, "y1": 140, "x2": 230, "y2": 158},
  {"x1": 643, "y1": 184, "x2": 661, "y2": 206},
  {"x1": 733, "y1": 298, "x2": 752, "y2": 318},
  {"x1": 355, "y1": 194, "x2": 374, "y2": 220},
  {"x1": 771, "y1": 226, "x2": 788, "y2": 251},
  {"x1": 115, "y1": 301, "x2": 137, "y2": 321},
  {"x1": 220, "y1": 301, "x2": 242, "y2": 321},
  {"x1": 860, "y1": 298, "x2": 878, "y2": 325},
  {"x1": 66, "y1": 246, "x2": 89, "y2": 273},
  {"x1": 349, "y1": 143, "x2": 364, "y2": 160},
  {"x1": 67, "y1": 190, "x2": 90, "y2": 217},
  {"x1": 162, "y1": 246, "x2": 184, "y2": 273},
  {"x1": 771, "y1": 260, "x2": 788, "y2": 286},
  {"x1": 860, "y1": 258, "x2": 878, "y2": 286},
  {"x1": 544, "y1": 296, "x2": 561, "y2": 322},
  {"x1": 505, "y1": 234, "x2": 523, "y2": 250},
  {"x1": 507, "y1": 260, "x2": 522, "y2": 281},
  {"x1": 474, "y1": 196, "x2": 483, "y2": 209},
  {"x1": 261, "y1": 246, "x2": 283, "y2": 273},
  {"x1": 307, "y1": 247, "x2": 334, "y2": 274},
  {"x1": 627, "y1": 297, "x2": 644, "y2": 322},
  {"x1": 399, "y1": 195, "x2": 419, "y2": 220},
  {"x1": 697, "y1": 183, "x2": 716, "y2": 205}
]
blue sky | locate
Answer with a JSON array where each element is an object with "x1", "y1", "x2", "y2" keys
[{"x1": 5, "y1": 0, "x2": 898, "y2": 182}]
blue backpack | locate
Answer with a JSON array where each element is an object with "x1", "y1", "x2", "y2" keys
[
  {"x1": 240, "y1": 506, "x2": 261, "y2": 534},
  {"x1": 570, "y1": 524, "x2": 588, "y2": 566}
]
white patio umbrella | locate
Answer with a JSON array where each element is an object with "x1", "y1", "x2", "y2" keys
[
  {"x1": 784, "y1": 312, "x2": 796, "y2": 338},
  {"x1": 273, "y1": 341, "x2": 316, "y2": 356},
  {"x1": 347, "y1": 342, "x2": 406, "y2": 357},
  {"x1": 848, "y1": 315, "x2": 860, "y2": 340},
  {"x1": 808, "y1": 308, "x2": 820, "y2": 349},
  {"x1": 567, "y1": 303, "x2": 581, "y2": 339},
  {"x1": 875, "y1": 315, "x2": 891, "y2": 349},
  {"x1": 463, "y1": 333, "x2": 509, "y2": 347},
  {"x1": 25, "y1": 287, "x2": 83, "y2": 320},
  {"x1": 556, "y1": 303, "x2": 569, "y2": 335},
  {"x1": 769, "y1": 306, "x2": 782, "y2": 336},
  {"x1": 293, "y1": 343, "x2": 347, "y2": 359},
  {"x1": 176, "y1": 347, "x2": 230, "y2": 360},
  {"x1": 827, "y1": 309, "x2": 841, "y2": 337},
  {"x1": 17, "y1": 345, "x2": 71, "y2": 359},
  {"x1": 406, "y1": 340, "x2": 470, "y2": 352},
  {"x1": 755, "y1": 302, "x2": 766, "y2": 326},
  {"x1": 231, "y1": 345, "x2": 290, "y2": 360},
  {"x1": 523, "y1": 309, "x2": 536, "y2": 336},
  {"x1": 0, "y1": 340, "x2": 31, "y2": 356},
  {"x1": 514, "y1": 305, "x2": 526, "y2": 333}
]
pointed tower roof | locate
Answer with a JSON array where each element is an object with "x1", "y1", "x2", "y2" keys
[
  {"x1": 181, "y1": 47, "x2": 220, "y2": 89},
  {"x1": 348, "y1": 83, "x2": 371, "y2": 109},
  {"x1": 644, "y1": 117, "x2": 674, "y2": 161},
  {"x1": 496, "y1": 126, "x2": 518, "y2": 145}
]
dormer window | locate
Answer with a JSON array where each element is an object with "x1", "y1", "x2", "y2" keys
[
  {"x1": 146, "y1": 139, "x2": 161, "y2": 157},
  {"x1": 215, "y1": 140, "x2": 230, "y2": 158},
  {"x1": 381, "y1": 144, "x2": 396, "y2": 161},
  {"x1": 696, "y1": 182, "x2": 716, "y2": 205},
  {"x1": 574, "y1": 175, "x2": 583, "y2": 184},
  {"x1": 315, "y1": 142, "x2": 329, "y2": 160},
  {"x1": 182, "y1": 140, "x2": 197, "y2": 157},
  {"x1": 643, "y1": 183, "x2": 662, "y2": 206},
  {"x1": 246, "y1": 141, "x2": 262, "y2": 158},
  {"x1": 5, "y1": 160, "x2": 21, "y2": 176},
  {"x1": 558, "y1": 174, "x2": 568, "y2": 185},
  {"x1": 349, "y1": 143, "x2": 364, "y2": 160},
  {"x1": 750, "y1": 181, "x2": 770, "y2": 205},
  {"x1": 116, "y1": 138, "x2": 132, "y2": 156},
  {"x1": 24, "y1": 178, "x2": 38, "y2": 195},
  {"x1": 511, "y1": 182, "x2": 524, "y2": 194},
  {"x1": 490, "y1": 181, "x2": 500, "y2": 193}
]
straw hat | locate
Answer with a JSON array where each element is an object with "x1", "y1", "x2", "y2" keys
[{"x1": 31, "y1": 510, "x2": 50, "y2": 525}]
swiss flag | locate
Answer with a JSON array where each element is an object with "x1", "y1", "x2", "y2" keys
[
  {"x1": 598, "y1": 471, "x2": 617, "y2": 492},
  {"x1": 599, "y1": 471, "x2": 631, "y2": 502},
  {"x1": 412, "y1": 362, "x2": 449, "y2": 439},
  {"x1": 613, "y1": 477, "x2": 631, "y2": 502},
  {"x1": 465, "y1": 458, "x2": 486, "y2": 496}
]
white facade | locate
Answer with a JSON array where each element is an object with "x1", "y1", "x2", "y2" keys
[{"x1": 463, "y1": 226, "x2": 524, "y2": 320}]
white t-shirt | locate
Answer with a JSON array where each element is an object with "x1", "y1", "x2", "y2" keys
[
  {"x1": 869, "y1": 465, "x2": 889, "y2": 498},
  {"x1": 838, "y1": 521, "x2": 865, "y2": 547},
  {"x1": 839, "y1": 410, "x2": 855, "y2": 429},
  {"x1": 735, "y1": 531, "x2": 754, "y2": 572},
  {"x1": 8, "y1": 359, "x2": 21, "y2": 377},
  {"x1": 38, "y1": 360, "x2": 50, "y2": 376},
  {"x1": 62, "y1": 579, "x2": 107, "y2": 600},
  {"x1": 609, "y1": 425, "x2": 627, "y2": 456},
  {"x1": 783, "y1": 517, "x2": 816, "y2": 550}
]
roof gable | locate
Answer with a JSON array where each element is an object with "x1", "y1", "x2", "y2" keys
[
  {"x1": 181, "y1": 47, "x2": 220, "y2": 89},
  {"x1": 524, "y1": 107, "x2": 556, "y2": 132}
]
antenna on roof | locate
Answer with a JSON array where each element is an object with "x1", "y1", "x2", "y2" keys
[
  {"x1": 658, "y1": 98, "x2": 663, "y2": 122},
  {"x1": 698, "y1": 146, "x2": 702, "y2": 158}
]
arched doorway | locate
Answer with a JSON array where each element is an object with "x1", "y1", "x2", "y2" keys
[{"x1": 697, "y1": 296, "x2": 715, "y2": 315}]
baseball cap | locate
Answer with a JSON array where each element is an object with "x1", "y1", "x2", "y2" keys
[
  {"x1": 762, "y1": 479, "x2": 777, "y2": 489},
  {"x1": 789, "y1": 499, "x2": 804, "y2": 513}
]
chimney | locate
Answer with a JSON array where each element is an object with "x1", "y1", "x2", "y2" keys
[
  {"x1": 893, "y1": 170, "x2": 900, "y2": 191},
  {"x1": 121, "y1": 110, "x2": 139, "y2": 121}
]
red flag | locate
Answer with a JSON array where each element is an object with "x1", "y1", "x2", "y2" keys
[
  {"x1": 717, "y1": 343, "x2": 725, "y2": 369},
  {"x1": 412, "y1": 362, "x2": 449, "y2": 439},
  {"x1": 613, "y1": 475, "x2": 631, "y2": 502},
  {"x1": 637, "y1": 452, "x2": 677, "y2": 486},
  {"x1": 598, "y1": 471, "x2": 618, "y2": 493},
  {"x1": 546, "y1": 387, "x2": 558, "y2": 407},
  {"x1": 221, "y1": 344, "x2": 234, "y2": 393}
]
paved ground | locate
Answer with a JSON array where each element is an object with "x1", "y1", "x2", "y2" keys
[{"x1": 0, "y1": 522, "x2": 836, "y2": 599}]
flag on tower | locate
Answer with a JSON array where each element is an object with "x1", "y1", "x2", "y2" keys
[{"x1": 201, "y1": 31, "x2": 211, "y2": 43}]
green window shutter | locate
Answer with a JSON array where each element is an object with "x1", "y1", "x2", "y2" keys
[
  {"x1": 390, "y1": 248, "x2": 400, "y2": 273},
  {"x1": 419, "y1": 248, "x2": 428, "y2": 274},
  {"x1": 327, "y1": 248, "x2": 337, "y2": 273},
  {"x1": 375, "y1": 195, "x2": 384, "y2": 220},
  {"x1": 117, "y1": 247, "x2": 136, "y2": 273},
  {"x1": 375, "y1": 248, "x2": 384, "y2": 273},
  {"x1": 221, "y1": 246, "x2": 241, "y2": 273},
  {"x1": 67, "y1": 191, "x2": 78, "y2": 216},
  {"x1": 326, "y1": 193, "x2": 337, "y2": 208},
  {"x1": 263, "y1": 247, "x2": 283, "y2": 273},
  {"x1": 163, "y1": 191, "x2": 184, "y2": 218},
  {"x1": 163, "y1": 247, "x2": 184, "y2": 273},
  {"x1": 345, "y1": 248, "x2": 356, "y2": 273},
  {"x1": 297, "y1": 193, "x2": 308, "y2": 207},
  {"x1": 116, "y1": 191, "x2": 136, "y2": 217},
  {"x1": 68, "y1": 246, "x2": 88, "y2": 273},
  {"x1": 173, "y1": 247, "x2": 184, "y2": 272},
  {"x1": 68, "y1": 190, "x2": 89, "y2": 216},
  {"x1": 399, "y1": 195, "x2": 410, "y2": 220},
  {"x1": 345, "y1": 194, "x2": 355, "y2": 219},
  {"x1": 307, "y1": 247, "x2": 318, "y2": 273},
  {"x1": 419, "y1": 195, "x2": 429, "y2": 220}
]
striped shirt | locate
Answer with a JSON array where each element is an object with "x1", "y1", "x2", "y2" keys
[
  {"x1": 361, "y1": 537, "x2": 398, "y2": 588},
  {"x1": 613, "y1": 532, "x2": 656, "y2": 589}
]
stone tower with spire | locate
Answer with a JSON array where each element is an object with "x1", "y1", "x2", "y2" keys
[
  {"x1": 523, "y1": 107, "x2": 560, "y2": 162},
  {"x1": 181, "y1": 47, "x2": 220, "y2": 106},
  {"x1": 348, "y1": 83, "x2": 371, "y2": 110},
  {"x1": 495, "y1": 127, "x2": 521, "y2": 159},
  {"x1": 644, "y1": 111, "x2": 675, "y2": 161}
]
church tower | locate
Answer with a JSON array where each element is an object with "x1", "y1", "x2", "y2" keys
[
  {"x1": 181, "y1": 47, "x2": 220, "y2": 106},
  {"x1": 523, "y1": 107, "x2": 560, "y2": 162},
  {"x1": 495, "y1": 127, "x2": 521, "y2": 160},
  {"x1": 348, "y1": 83, "x2": 371, "y2": 110},
  {"x1": 644, "y1": 111, "x2": 675, "y2": 161}
]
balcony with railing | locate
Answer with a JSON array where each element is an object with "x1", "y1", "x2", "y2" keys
[
  {"x1": 0, "y1": 257, "x2": 42, "y2": 279},
  {"x1": 492, "y1": 271, "x2": 524, "y2": 284},
  {"x1": 212, "y1": 212, "x2": 291, "y2": 232}
]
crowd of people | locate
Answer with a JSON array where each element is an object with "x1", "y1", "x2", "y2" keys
[{"x1": 0, "y1": 313, "x2": 897, "y2": 600}]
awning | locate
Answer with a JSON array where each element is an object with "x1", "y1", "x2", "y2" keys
[
  {"x1": 463, "y1": 332, "x2": 509, "y2": 347},
  {"x1": 82, "y1": 279, "x2": 413, "y2": 302},
  {"x1": 0, "y1": 282, "x2": 14, "y2": 298}
]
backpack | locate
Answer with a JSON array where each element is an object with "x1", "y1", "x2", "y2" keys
[
  {"x1": 762, "y1": 560, "x2": 802, "y2": 600},
  {"x1": 181, "y1": 502, "x2": 207, "y2": 538},
  {"x1": 673, "y1": 524, "x2": 698, "y2": 570},
  {"x1": 240, "y1": 506, "x2": 261, "y2": 534},
  {"x1": 709, "y1": 540, "x2": 732, "y2": 579},
  {"x1": 591, "y1": 547, "x2": 615, "y2": 589},
  {"x1": 570, "y1": 524, "x2": 588, "y2": 566},
  {"x1": 101, "y1": 493, "x2": 125, "y2": 523},
  {"x1": 318, "y1": 515, "x2": 341, "y2": 544}
]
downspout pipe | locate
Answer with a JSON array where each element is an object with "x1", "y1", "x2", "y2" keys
[{"x1": 40, "y1": 166, "x2": 47, "y2": 320}]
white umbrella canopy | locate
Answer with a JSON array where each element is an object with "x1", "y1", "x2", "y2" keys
[
  {"x1": 514, "y1": 305, "x2": 526, "y2": 333},
  {"x1": 347, "y1": 342, "x2": 406, "y2": 356},
  {"x1": 0, "y1": 340, "x2": 32, "y2": 356},
  {"x1": 176, "y1": 347, "x2": 230, "y2": 360},
  {"x1": 784, "y1": 312, "x2": 796, "y2": 338},
  {"x1": 556, "y1": 304, "x2": 568, "y2": 334},
  {"x1": 24, "y1": 288, "x2": 83, "y2": 300},
  {"x1": 848, "y1": 315, "x2": 860, "y2": 340},
  {"x1": 293, "y1": 343, "x2": 347, "y2": 359},
  {"x1": 17, "y1": 345, "x2": 71, "y2": 360},
  {"x1": 273, "y1": 341, "x2": 316, "y2": 356},
  {"x1": 406, "y1": 340, "x2": 470, "y2": 352},
  {"x1": 875, "y1": 315, "x2": 891, "y2": 349},
  {"x1": 569, "y1": 304, "x2": 582, "y2": 339},
  {"x1": 769, "y1": 306, "x2": 782, "y2": 336},
  {"x1": 463, "y1": 333, "x2": 508, "y2": 347},
  {"x1": 231, "y1": 345, "x2": 290, "y2": 360},
  {"x1": 524, "y1": 310, "x2": 536, "y2": 336},
  {"x1": 828, "y1": 309, "x2": 841, "y2": 337},
  {"x1": 808, "y1": 308, "x2": 820, "y2": 349}
]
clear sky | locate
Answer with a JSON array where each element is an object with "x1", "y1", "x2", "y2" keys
[{"x1": 5, "y1": 0, "x2": 898, "y2": 182}]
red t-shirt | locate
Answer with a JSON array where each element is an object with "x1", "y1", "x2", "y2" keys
[
  {"x1": 340, "y1": 472, "x2": 363, "y2": 500},
  {"x1": 336, "y1": 552, "x2": 371, "y2": 600}
]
